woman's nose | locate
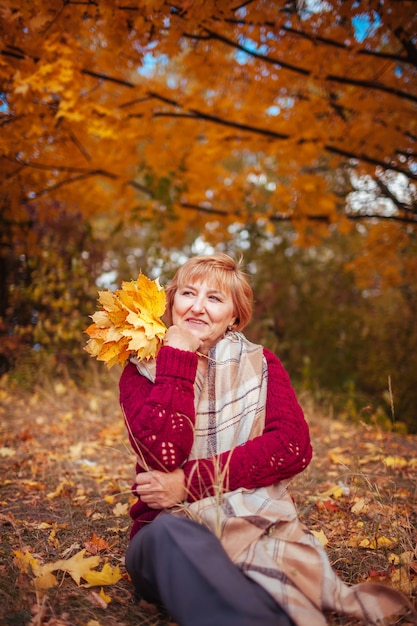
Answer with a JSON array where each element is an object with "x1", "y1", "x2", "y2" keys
[{"x1": 191, "y1": 296, "x2": 205, "y2": 313}]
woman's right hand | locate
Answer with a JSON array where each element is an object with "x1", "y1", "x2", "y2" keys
[
  {"x1": 135, "y1": 468, "x2": 186, "y2": 509},
  {"x1": 163, "y1": 325, "x2": 202, "y2": 353}
]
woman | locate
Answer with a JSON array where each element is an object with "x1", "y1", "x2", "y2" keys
[{"x1": 120, "y1": 254, "x2": 408, "y2": 626}]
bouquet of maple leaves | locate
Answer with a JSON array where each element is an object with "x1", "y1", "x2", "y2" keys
[{"x1": 85, "y1": 273, "x2": 167, "y2": 368}]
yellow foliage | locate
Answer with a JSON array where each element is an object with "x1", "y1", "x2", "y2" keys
[{"x1": 85, "y1": 273, "x2": 167, "y2": 367}]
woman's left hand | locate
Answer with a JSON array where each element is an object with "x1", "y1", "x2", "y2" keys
[{"x1": 135, "y1": 468, "x2": 186, "y2": 509}]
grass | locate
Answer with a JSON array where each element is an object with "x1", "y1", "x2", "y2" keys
[{"x1": 0, "y1": 368, "x2": 416, "y2": 625}]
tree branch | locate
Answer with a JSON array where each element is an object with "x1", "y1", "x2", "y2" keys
[
  {"x1": 345, "y1": 212, "x2": 417, "y2": 225},
  {"x1": 199, "y1": 28, "x2": 311, "y2": 76},
  {"x1": 326, "y1": 74, "x2": 417, "y2": 104},
  {"x1": 154, "y1": 108, "x2": 291, "y2": 140},
  {"x1": 23, "y1": 170, "x2": 117, "y2": 199},
  {"x1": 231, "y1": 0, "x2": 258, "y2": 11},
  {"x1": 179, "y1": 203, "x2": 417, "y2": 225},
  {"x1": 324, "y1": 145, "x2": 417, "y2": 181},
  {"x1": 272, "y1": 24, "x2": 415, "y2": 67},
  {"x1": 12, "y1": 155, "x2": 105, "y2": 175},
  {"x1": 14, "y1": 156, "x2": 417, "y2": 226},
  {"x1": 67, "y1": 130, "x2": 92, "y2": 162},
  {"x1": 145, "y1": 96, "x2": 415, "y2": 180},
  {"x1": 218, "y1": 15, "x2": 415, "y2": 66},
  {"x1": 187, "y1": 28, "x2": 417, "y2": 104},
  {"x1": 393, "y1": 26, "x2": 417, "y2": 67},
  {"x1": 80, "y1": 68, "x2": 135, "y2": 88},
  {"x1": 374, "y1": 177, "x2": 417, "y2": 215}
]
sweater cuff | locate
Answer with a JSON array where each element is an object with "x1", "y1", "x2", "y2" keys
[{"x1": 156, "y1": 346, "x2": 198, "y2": 382}]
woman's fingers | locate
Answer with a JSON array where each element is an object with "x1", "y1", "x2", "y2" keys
[
  {"x1": 135, "y1": 471, "x2": 154, "y2": 489},
  {"x1": 135, "y1": 469, "x2": 186, "y2": 508}
]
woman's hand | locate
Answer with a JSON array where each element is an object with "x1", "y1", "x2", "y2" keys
[
  {"x1": 135, "y1": 468, "x2": 186, "y2": 509},
  {"x1": 163, "y1": 325, "x2": 201, "y2": 353}
]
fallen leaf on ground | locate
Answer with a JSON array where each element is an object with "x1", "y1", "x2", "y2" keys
[
  {"x1": 14, "y1": 548, "x2": 101, "y2": 588},
  {"x1": 83, "y1": 562, "x2": 122, "y2": 586},
  {"x1": 311, "y1": 529, "x2": 329, "y2": 546}
]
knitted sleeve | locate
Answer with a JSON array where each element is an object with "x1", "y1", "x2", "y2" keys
[
  {"x1": 182, "y1": 348, "x2": 312, "y2": 501},
  {"x1": 119, "y1": 346, "x2": 198, "y2": 471}
]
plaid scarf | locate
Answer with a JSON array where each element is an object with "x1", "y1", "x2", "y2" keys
[{"x1": 188, "y1": 331, "x2": 268, "y2": 460}]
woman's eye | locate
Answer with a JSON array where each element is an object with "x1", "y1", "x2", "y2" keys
[{"x1": 209, "y1": 295, "x2": 221, "y2": 302}]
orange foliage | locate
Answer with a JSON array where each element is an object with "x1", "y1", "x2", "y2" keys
[
  {"x1": 345, "y1": 223, "x2": 413, "y2": 291},
  {"x1": 0, "y1": 0, "x2": 415, "y2": 255}
]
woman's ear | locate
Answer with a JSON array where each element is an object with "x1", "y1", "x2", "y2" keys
[{"x1": 228, "y1": 317, "x2": 237, "y2": 330}]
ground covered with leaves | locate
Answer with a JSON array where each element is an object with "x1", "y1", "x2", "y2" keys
[{"x1": 1, "y1": 368, "x2": 416, "y2": 626}]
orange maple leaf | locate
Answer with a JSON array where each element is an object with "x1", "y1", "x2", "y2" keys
[{"x1": 84, "y1": 533, "x2": 110, "y2": 555}]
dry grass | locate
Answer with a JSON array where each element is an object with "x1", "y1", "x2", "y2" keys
[{"x1": 0, "y1": 369, "x2": 416, "y2": 625}]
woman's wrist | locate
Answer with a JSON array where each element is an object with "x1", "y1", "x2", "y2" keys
[{"x1": 156, "y1": 345, "x2": 198, "y2": 380}]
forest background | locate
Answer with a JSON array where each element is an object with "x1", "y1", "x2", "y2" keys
[
  {"x1": 1, "y1": 0, "x2": 416, "y2": 433},
  {"x1": 1, "y1": 2, "x2": 417, "y2": 625}
]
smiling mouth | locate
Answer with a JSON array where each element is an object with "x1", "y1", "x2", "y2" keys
[{"x1": 186, "y1": 318, "x2": 207, "y2": 325}]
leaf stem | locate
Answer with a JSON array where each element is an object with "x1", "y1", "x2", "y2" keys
[{"x1": 196, "y1": 351, "x2": 221, "y2": 364}]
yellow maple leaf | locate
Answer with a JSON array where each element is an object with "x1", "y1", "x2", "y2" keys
[
  {"x1": 13, "y1": 549, "x2": 40, "y2": 575},
  {"x1": 107, "y1": 307, "x2": 129, "y2": 328},
  {"x1": 85, "y1": 273, "x2": 167, "y2": 368},
  {"x1": 14, "y1": 548, "x2": 103, "y2": 590},
  {"x1": 47, "y1": 478, "x2": 74, "y2": 499},
  {"x1": 390, "y1": 565, "x2": 417, "y2": 594},
  {"x1": 311, "y1": 529, "x2": 328, "y2": 546},
  {"x1": 99, "y1": 587, "x2": 112, "y2": 603},
  {"x1": 123, "y1": 275, "x2": 166, "y2": 318},
  {"x1": 327, "y1": 448, "x2": 352, "y2": 466},
  {"x1": 112, "y1": 502, "x2": 129, "y2": 517},
  {"x1": 97, "y1": 341, "x2": 125, "y2": 364},
  {"x1": 124, "y1": 328, "x2": 149, "y2": 352},
  {"x1": 98, "y1": 290, "x2": 118, "y2": 311},
  {"x1": 83, "y1": 562, "x2": 122, "y2": 586},
  {"x1": 318, "y1": 483, "x2": 347, "y2": 499},
  {"x1": 383, "y1": 455, "x2": 408, "y2": 469},
  {"x1": 104, "y1": 326, "x2": 125, "y2": 343},
  {"x1": 44, "y1": 549, "x2": 102, "y2": 586},
  {"x1": 91, "y1": 310, "x2": 112, "y2": 327},
  {"x1": 83, "y1": 337, "x2": 104, "y2": 357},
  {"x1": 118, "y1": 290, "x2": 141, "y2": 314},
  {"x1": 85, "y1": 325, "x2": 109, "y2": 342},
  {"x1": 359, "y1": 536, "x2": 394, "y2": 549}
]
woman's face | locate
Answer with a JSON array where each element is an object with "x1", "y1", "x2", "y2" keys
[{"x1": 171, "y1": 280, "x2": 236, "y2": 354}]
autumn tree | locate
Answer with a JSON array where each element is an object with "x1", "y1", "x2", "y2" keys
[{"x1": 1, "y1": 1, "x2": 416, "y2": 238}]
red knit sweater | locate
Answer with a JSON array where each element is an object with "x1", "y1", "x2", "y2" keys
[{"x1": 119, "y1": 345, "x2": 312, "y2": 538}]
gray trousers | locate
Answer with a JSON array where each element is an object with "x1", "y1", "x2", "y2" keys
[{"x1": 125, "y1": 514, "x2": 295, "y2": 626}]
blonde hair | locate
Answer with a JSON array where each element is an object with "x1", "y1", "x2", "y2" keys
[{"x1": 165, "y1": 253, "x2": 253, "y2": 331}]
